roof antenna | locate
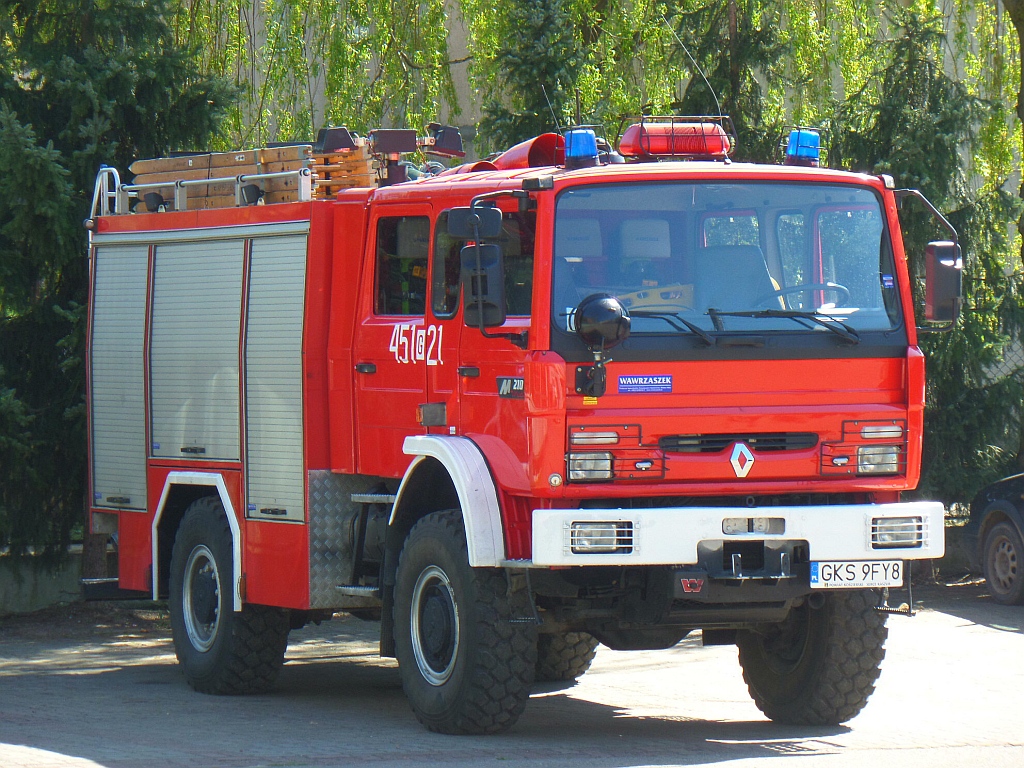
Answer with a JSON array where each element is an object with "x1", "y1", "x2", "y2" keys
[
  {"x1": 575, "y1": 88, "x2": 583, "y2": 127},
  {"x1": 541, "y1": 84, "x2": 563, "y2": 133},
  {"x1": 662, "y1": 14, "x2": 723, "y2": 121}
]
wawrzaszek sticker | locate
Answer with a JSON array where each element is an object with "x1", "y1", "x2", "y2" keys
[{"x1": 618, "y1": 375, "x2": 672, "y2": 394}]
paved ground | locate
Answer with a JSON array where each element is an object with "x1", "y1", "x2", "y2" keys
[{"x1": 0, "y1": 581, "x2": 1021, "y2": 768}]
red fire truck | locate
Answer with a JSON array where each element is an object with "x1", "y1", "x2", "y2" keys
[{"x1": 85, "y1": 120, "x2": 960, "y2": 734}]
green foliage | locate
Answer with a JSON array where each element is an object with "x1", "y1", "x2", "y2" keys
[
  {"x1": 667, "y1": 1, "x2": 785, "y2": 162},
  {"x1": 0, "y1": 0, "x2": 229, "y2": 554},
  {"x1": 474, "y1": 0, "x2": 584, "y2": 150},
  {"x1": 170, "y1": 0, "x2": 457, "y2": 146},
  {"x1": 828, "y1": 11, "x2": 1024, "y2": 505}
]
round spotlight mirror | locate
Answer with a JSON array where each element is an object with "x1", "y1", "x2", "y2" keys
[{"x1": 575, "y1": 293, "x2": 631, "y2": 350}]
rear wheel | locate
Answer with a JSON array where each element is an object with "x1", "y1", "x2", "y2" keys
[
  {"x1": 535, "y1": 632, "x2": 599, "y2": 682},
  {"x1": 736, "y1": 590, "x2": 886, "y2": 725},
  {"x1": 983, "y1": 521, "x2": 1024, "y2": 605},
  {"x1": 394, "y1": 510, "x2": 537, "y2": 734},
  {"x1": 169, "y1": 496, "x2": 290, "y2": 694}
]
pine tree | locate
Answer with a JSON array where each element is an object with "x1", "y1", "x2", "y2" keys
[{"x1": 0, "y1": 0, "x2": 232, "y2": 555}]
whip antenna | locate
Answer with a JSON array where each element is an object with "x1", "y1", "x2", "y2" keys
[
  {"x1": 541, "y1": 84, "x2": 563, "y2": 132},
  {"x1": 662, "y1": 15, "x2": 723, "y2": 121}
]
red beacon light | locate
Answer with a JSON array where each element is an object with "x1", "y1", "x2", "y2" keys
[{"x1": 619, "y1": 120, "x2": 732, "y2": 160}]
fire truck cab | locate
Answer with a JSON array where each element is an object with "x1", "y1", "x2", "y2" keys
[{"x1": 86, "y1": 121, "x2": 960, "y2": 733}]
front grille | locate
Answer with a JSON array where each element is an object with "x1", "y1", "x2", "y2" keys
[{"x1": 660, "y1": 433, "x2": 819, "y2": 453}]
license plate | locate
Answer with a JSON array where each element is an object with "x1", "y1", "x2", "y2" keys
[{"x1": 810, "y1": 561, "x2": 903, "y2": 589}]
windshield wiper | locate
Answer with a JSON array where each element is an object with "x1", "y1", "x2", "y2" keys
[
  {"x1": 629, "y1": 310, "x2": 715, "y2": 346},
  {"x1": 706, "y1": 308, "x2": 861, "y2": 345}
]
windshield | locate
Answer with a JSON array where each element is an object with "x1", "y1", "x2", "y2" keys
[{"x1": 552, "y1": 182, "x2": 900, "y2": 337}]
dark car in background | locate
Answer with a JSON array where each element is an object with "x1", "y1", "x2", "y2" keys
[{"x1": 965, "y1": 474, "x2": 1024, "y2": 605}]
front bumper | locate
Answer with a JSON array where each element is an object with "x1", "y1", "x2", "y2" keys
[{"x1": 530, "y1": 502, "x2": 944, "y2": 567}]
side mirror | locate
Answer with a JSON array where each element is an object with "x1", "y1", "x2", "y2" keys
[
  {"x1": 448, "y1": 206, "x2": 503, "y2": 239},
  {"x1": 461, "y1": 243, "x2": 506, "y2": 327},
  {"x1": 924, "y1": 240, "x2": 962, "y2": 324}
]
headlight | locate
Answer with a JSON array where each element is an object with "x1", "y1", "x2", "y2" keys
[
  {"x1": 857, "y1": 445, "x2": 901, "y2": 474},
  {"x1": 570, "y1": 430, "x2": 619, "y2": 446},
  {"x1": 568, "y1": 452, "x2": 614, "y2": 481}
]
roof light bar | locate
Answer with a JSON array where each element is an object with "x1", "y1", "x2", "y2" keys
[{"x1": 619, "y1": 119, "x2": 731, "y2": 159}]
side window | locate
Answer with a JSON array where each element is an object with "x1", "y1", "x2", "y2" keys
[
  {"x1": 432, "y1": 209, "x2": 536, "y2": 319},
  {"x1": 777, "y1": 212, "x2": 807, "y2": 290},
  {"x1": 703, "y1": 213, "x2": 760, "y2": 247},
  {"x1": 498, "y1": 211, "x2": 535, "y2": 316},
  {"x1": 375, "y1": 216, "x2": 429, "y2": 315},
  {"x1": 432, "y1": 211, "x2": 462, "y2": 318},
  {"x1": 818, "y1": 208, "x2": 885, "y2": 308}
]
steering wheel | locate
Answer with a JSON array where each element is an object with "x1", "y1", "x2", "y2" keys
[{"x1": 754, "y1": 282, "x2": 851, "y2": 309}]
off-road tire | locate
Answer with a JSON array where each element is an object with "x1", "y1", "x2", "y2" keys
[
  {"x1": 169, "y1": 496, "x2": 290, "y2": 694},
  {"x1": 736, "y1": 590, "x2": 887, "y2": 725},
  {"x1": 983, "y1": 521, "x2": 1024, "y2": 605},
  {"x1": 535, "y1": 632, "x2": 599, "y2": 682},
  {"x1": 393, "y1": 510, "x2": 537, "y2": 734}
]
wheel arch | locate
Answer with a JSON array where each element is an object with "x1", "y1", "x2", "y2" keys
[
  {"x1": 976, "y1": 501, "x2": 1024, "y2": 560},
  {"x1": 153, "y1": 471, "x2": 243, "y2": 611},
  {"x1": 391, "y1": 436, "x2": 506, "y2": 568}
]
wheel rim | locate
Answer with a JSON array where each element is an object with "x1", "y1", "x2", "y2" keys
[
  {"x1": 183, "y1": 544, "x2": 221, "y2": 652},
  {"x1": 410, "y1": 564, "x2": 460, "y2": 686},
  {"x1": 990, "y1": 534, "x2": 1019, "y2": 594}
]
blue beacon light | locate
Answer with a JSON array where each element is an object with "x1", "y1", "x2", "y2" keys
[
  {"x1": 565, "y1": 129, "x2": 599, "y2": 169},
  {"x1": 785, "y1": 128, "x2": 820, "y2": 167}
]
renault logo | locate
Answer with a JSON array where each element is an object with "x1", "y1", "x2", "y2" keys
[{"x1": 730, "y1": 443, "x2": 755, "y2": 478}]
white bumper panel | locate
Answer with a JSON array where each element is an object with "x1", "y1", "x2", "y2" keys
[{"x1": 531, "y1": 502, "x2": 945, "y2": 567}]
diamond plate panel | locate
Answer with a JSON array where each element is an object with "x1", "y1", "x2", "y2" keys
[{"x1": 308, "y1": 470, "x2": 382, "y2": 609}]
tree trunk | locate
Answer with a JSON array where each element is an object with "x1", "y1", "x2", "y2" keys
[{"x1": 728, "y1": 0, "x2": 740, "y2": 113}]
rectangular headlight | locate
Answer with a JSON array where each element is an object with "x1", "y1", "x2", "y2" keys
[
  {"x1": 570, "y1": 521, "x2": 633, "y2": 553},
  {"x1": 872, "y1": 516, "x2": 924, "y2": 548},
  {"x1": 857, "y1": 445, "x2": 900, "y2": 474},
  {"x1": 568, "y1": 452, "x2": 614, "y2": 481}
]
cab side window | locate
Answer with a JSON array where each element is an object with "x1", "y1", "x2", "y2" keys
[
  {"x1": 375, "y1": 216, "x2": 430, "y2": 315},
  {"x1": 432, "y1": 209, "x2": 535, "y2": 318}
]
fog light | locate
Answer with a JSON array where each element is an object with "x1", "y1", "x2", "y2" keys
[
  {"x1": 872, "y1": 516, "x2": 924, "y2": 548},
  {"x1": 568, "y1": 452, "x2": 614, "y2": 481},
  {"x1": 857, "y1": 445, "x2": 900, "y2": 474},
  {"x1": 570, "y1": 521, "x2": 633, "y2": 553}
]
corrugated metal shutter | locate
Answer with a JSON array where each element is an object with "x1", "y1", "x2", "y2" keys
[
  {"x1": 150, "y1": 240, "x2": 244, "y2": 460},
  {"x1": 245, "y1": 236, "x2": 307, "y2": 521},
  {"x1": 91, "y1": 245, "x2": 149, "y2": 510}
]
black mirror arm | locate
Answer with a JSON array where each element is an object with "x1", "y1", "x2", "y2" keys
[{"x1": 894, "y1": 189, "x2": 959, "y2": 244}]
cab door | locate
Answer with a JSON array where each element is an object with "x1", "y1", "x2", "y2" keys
[{"x1": 353, "y1": 205, "x2": 433, "y2": 476}]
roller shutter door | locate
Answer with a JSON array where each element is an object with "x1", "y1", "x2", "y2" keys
[
  {"x1": 90, "y1": 245, "x2": 149, "y2": 510},
  {"x1": 244, "y1": 235, "x2": 307, "y2": 521},
  {"x1": 150, "y1": 240, "x2": 243, "y2": 460}
]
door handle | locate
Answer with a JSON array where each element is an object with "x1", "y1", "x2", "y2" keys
[{"x1": 355, "y1": 363, "x2": 377, "y2": 374}]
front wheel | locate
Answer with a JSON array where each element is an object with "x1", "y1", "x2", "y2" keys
[
  {"x1": 168, "y1": 496, "x2": 290, "y2": 694},
  {"x1": 736, "y1": 590, "x2": 886, "y2": 725},
  {"x1": 535, "y1": 632, "x2": 600, "y2": 682},
  {"x1": 394, "y1": 510, "x2": 537, "y2": 734},
  {"x1": 983, "y1": 521, "x2": 1024, "y2": 605}
]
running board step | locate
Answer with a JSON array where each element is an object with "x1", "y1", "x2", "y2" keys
[
  {"x1": 336, "y1": 585, "x2": 381, "y2": 597},
  {"x1": 350, "y1": 493, "x2": 396, "y2": 505}
]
